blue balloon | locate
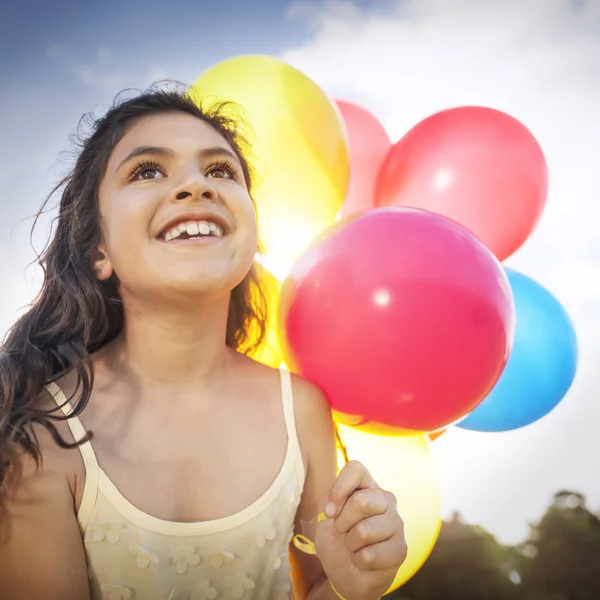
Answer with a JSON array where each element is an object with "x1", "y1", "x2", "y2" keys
[{"x1": 458, "y1": 268, "x2": 577, "y2": 432}]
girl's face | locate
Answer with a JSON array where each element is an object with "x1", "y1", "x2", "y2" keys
[{"x1": 96, "y1": 112, "x2": 258, "y2": 304}]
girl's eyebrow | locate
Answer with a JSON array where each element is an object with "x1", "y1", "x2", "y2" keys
[
  {"x1": 114, "y1": 145, "x2": 240, "y2": 174},
  {"x1": 115, "y1": 145, "x2": 174, "y2": 173}
]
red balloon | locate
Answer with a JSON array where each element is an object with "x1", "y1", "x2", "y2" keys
[
  {"x1": 336, "y1": 100, "x2": 392, "y2": 217},
  {"x1": 375, "y1": 106, "x2": 548, "y2": 261},
  {"x1": 279, "y1": 208, "x2": 515, "y2": 433}
]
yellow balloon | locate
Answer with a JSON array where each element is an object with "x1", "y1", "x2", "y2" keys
[
  {"x1": 247, "y1": 266, "x2": 284, "y2": 369},
  {"x1": 336, "y1": 425, "x2": 442, "y2": 593},
  {"x1": 190, "y1": 55, "x2": 350, "y2": 262}
]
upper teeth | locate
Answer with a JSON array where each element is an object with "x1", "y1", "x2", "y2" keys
[{"x1": 163, "y1": 220, "x2": 224, "y2": 241}]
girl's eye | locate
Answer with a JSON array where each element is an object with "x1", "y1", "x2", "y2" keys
[
  {"x1": 129, "y1": 161, "x2": 165, "y2": 181},
  {"x1": 207, "y1": 161, "x2": 237, "y2": 180}
]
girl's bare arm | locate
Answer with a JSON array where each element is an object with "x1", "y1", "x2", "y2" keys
[{"x1": 0, "y1": 424, "x2": 90, "y2": 600}]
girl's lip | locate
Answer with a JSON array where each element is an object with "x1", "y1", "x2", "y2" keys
[{"x1": 157, "y1": 235, "x2": 224, "y2": 246}]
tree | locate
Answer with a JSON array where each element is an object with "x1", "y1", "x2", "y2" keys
[
  {"x1": 515, "y1": 490, "x2": 600, "y2": 600},
  {"x1": 389, "y1": 512, "x2": 519, "y2": 600},
  {"x1": 387, "y1": 491, "x2": 600, "y2": 600}
]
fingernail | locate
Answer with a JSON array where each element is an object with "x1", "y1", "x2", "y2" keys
[{"x1": 325, "y1": 502, "x2": 337, "y2": 518}]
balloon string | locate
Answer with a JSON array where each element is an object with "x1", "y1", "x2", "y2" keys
[
  {"x1": 335, "y1": 425, "x2": 349, "y2": 465},
  {"x1": 292, "y1": 511, "x2": 326, "y2": 556},
  {"x1": 329, "y1": 582, "x2": 347, "y2": 600},
  {"x1": 292, "y1": 534, "x2": 317, "y2": 555},
  {"x1": 291, "y1": 430, "x2": 349, "y2": 598},
  {"x1": 292, "y1": 512, "x2": 347, "y2": 600}
]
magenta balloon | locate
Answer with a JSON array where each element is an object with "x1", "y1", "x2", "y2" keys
[{"x1": 279, "y1": 208, "x2": 515, "y2": 433}]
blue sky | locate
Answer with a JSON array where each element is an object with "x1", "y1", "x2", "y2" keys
[
  {"x1": 2, "y1": 0, "x2": 600, "y2": 545},
  {"x1": 0, "y1": 0, "x2": 333, "y2": 249},
  {"x1": 1, "y1": 0, "x2": 305, "y2": 77}
]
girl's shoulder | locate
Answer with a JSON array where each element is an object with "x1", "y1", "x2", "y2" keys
[
  {"x1": 0, "y1": 384, "x2": 91, "y2": 599},
  {"x1": 25, "y1": 375, "x2": 87, "y2": 512},
  {"x1": 237, "y1": 355, "x2": 336, "y2": 466},
  {"x1": 288, "y1": 372, "x2": 337, "y2": 466},
  {"x1": 288, "y1": 371, "x2": 332, "y2": 425},
  {"x1": 239, "y1": 354, "x2": 333, "y2": 428}
]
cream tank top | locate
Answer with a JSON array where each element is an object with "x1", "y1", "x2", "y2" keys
[{"x1": 46, "y1": 368, "x2": 305, "y2": 600}]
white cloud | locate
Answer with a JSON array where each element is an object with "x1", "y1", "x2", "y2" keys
[
  {"x1": 47, "y1": 45, "x2": 128, "y2": 93},
  {"x1": 280, "y1": 0, "x2": 600, "y2": 542},
  {"x1": 46, "y1": 45, "x2": 171, "y2": 95}
]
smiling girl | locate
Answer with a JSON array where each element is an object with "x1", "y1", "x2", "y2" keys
[{"x1": 0, "y1": 86, "x2": 406, "y2": 600}]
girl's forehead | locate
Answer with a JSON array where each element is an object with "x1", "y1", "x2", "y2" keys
[{"x1": 109, "y1": 113, "x2": 232, "y2": 165}]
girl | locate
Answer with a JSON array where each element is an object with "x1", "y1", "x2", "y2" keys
[{"x1": 0, "y1": 85, "x2": 406, "y2": 600}]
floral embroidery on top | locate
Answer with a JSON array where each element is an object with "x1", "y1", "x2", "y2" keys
[
  {"x1": 211, "y1": 550, "x2": 235, "y2": 568},
  {"x1": 192, "y1": 579, "x2": 218, "y2": 600},
  {"x1": 273, "y1": 554, "x2": 286, "y2": 570},
  {"x1": 225, "y1": 573, "x2": 256, "y2": 599},
  {"x1": 172, "y1": 545, "x2": 201, "y2": 574},
  {"x1": 88, "y1": 523, "x2": 126, "y2": 544},
  {"x1": 256, "y1": 517, "x2": 277, "y2": 548},
  {"x1": 128, "y1": 543, "x2": 160, "y2": 569},
  {"x1": 100, "y1": 583, "x2": 132, "y2": 600}
]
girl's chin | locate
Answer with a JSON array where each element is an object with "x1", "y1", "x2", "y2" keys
[{"x1": 122, "y1": 276, "x2": 241, "y2": 300}]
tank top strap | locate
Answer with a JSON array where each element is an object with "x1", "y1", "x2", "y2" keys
[
  {"x1": 45, "y1": 381, "x2": 99, "y2": 532},
  {"x1": 278, "y1": 368, "x2": 305, "y2": 487}
]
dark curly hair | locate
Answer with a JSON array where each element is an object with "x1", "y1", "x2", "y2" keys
[{"x1": 0, "y1": 83, "x2": 268, "y2": 492}]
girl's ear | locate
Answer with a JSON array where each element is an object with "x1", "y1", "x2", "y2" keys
[{"x1": 93, "y1": 245, "x2": 114, "y2": 281}]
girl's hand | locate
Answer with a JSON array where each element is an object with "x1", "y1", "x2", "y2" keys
[{"x1": 315, "y1": 460, "x2": 407, "y2": 600}]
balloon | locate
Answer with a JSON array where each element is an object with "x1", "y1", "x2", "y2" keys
[
  {"x1": 458, "y1": 269, "x2": 577, "y2": 432},
  {"x1": 335, "y1": 100, "x2": 391, "y2": 217},
  {"x1": 336, "y1": 425, "x2": 441, "y2": 592},
  {"x1": 428, "y1": 428, "x2": 447, "y2": 441},
  {"x1": 279, "y1": 207, "x2": 515, "y2": 433},
  {"x1": 246, "y1": 266, "x2": 284, "y2": 369},
  {"x1": 190, "y1": 55, "x2": 350, "y2": 262},
  {"x1": 375, "y1": 106, "x2": 548, "y2": 261}
]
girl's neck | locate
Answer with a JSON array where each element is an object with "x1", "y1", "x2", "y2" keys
[{"x1": 98, "y1": 297, "x2": 232, "y2": 392}]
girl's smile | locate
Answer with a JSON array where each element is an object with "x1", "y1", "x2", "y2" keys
[{"x1": 156, "y1": 210, "x2": 230, "y2": 245}]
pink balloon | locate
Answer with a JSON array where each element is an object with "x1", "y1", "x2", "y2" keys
[
  {"x1": 336, "y1": 100, "x2": 392, "y2": 217},
  {"x1": 279, "y1": 207, "x2": 515, "y2": 434},
  {"x1": 375, "y1": 106, "x2": 548, "y2": 261}
]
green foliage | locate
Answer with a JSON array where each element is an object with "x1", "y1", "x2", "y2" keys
[
  {"x1": 516, "y1": 491, "x2": 600, "y2": 600},
  {"x1": 388, "y1": 512, "x2": 519, "y2": 600},
  {"x1": 386, "y1": 491, "x2": 600, "y2": 600}
]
